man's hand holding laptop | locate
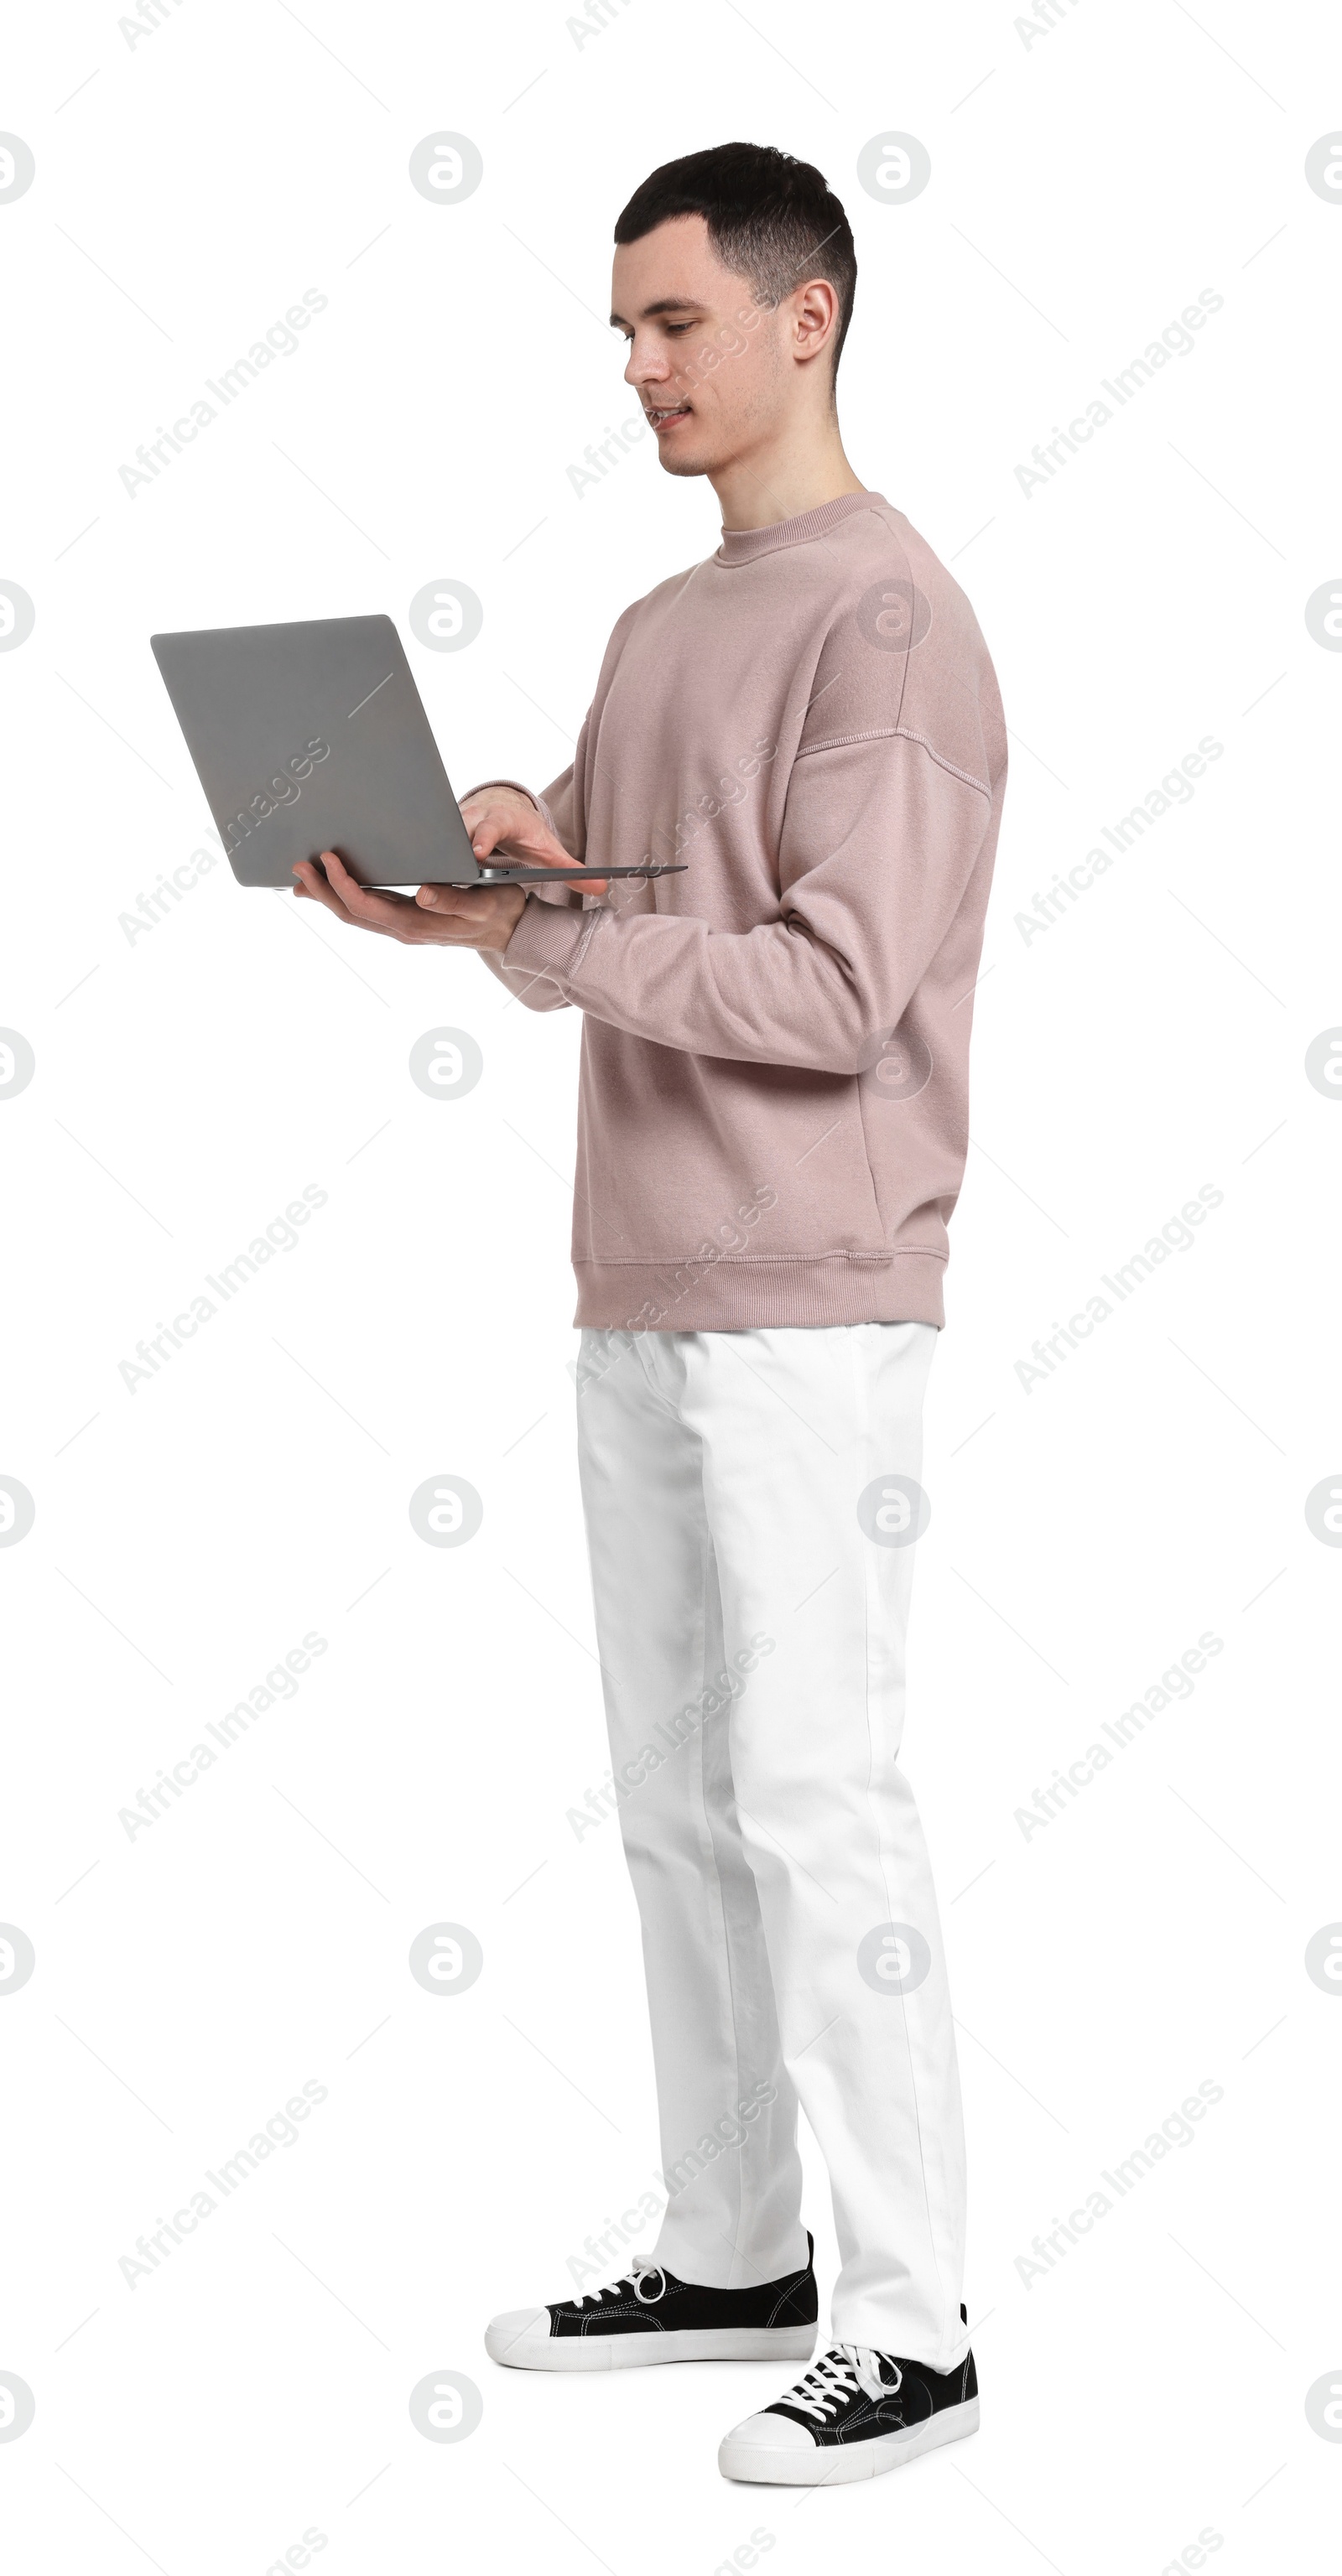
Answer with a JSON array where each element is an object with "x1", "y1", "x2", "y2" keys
[{"x1": 291, "y1": 784, "x2": 606, "y2": 948}]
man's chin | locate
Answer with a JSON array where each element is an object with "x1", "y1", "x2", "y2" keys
[{"x1": 656, "y1": 443, "x2": 713, "y2": 480}]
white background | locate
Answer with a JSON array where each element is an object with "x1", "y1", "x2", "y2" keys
[{"x1": 2, "y1": 3, "x2": 1339, "y2": 2570}]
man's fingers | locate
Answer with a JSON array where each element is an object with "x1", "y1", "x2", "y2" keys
[
  {"x1": 457, "y1": 793, "x2": 601, "y2": 883},
  {"x1": 291, "y1": 850, "x2": 530, "y2": 947},
  {"x1": 292, "y1": 855, "x2": 415, "y2": 938},
  {"x1": 461, "y1": 797, "x2": 577, "y2": 873},
  {"x1": 464, "y1": 806, "x2": 541, "y2": 860},
  {"x1": 315, "y1": 848, "x2": 407, "y2": 922},
  {"x1": 472, "y1": 837, "x2": 607, "y2": 895},
  {"x1": 292, "y1": 859, "x2": 356, "y2": 921},
  {"x1": 413, "y1": 884, "x2": 477, "y2": 916}
]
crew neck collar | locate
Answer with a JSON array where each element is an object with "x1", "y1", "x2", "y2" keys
[{"x1": 714, "y1": 491, "x2": 885, "y2": 566}]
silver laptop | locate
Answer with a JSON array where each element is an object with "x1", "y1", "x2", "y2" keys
[{"x1": 149, "y1": 615, "x2": 684, "y2": 888}]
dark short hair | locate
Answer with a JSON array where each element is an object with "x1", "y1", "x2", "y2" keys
[{"x1": 614, "y1": 142, "x2": 857, "y2": 376}]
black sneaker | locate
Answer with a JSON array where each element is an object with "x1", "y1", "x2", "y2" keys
[
  {"x1": 719, "y1": 2309, "x2": 978, "y2": 2484},
  {"x1": 486, "y1": 2238, "x2": 818, "y2": 2373}
]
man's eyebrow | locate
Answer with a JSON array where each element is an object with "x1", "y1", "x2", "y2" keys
[{"x1": 608, "y1": 296, "x2": 710, "y2": 328}]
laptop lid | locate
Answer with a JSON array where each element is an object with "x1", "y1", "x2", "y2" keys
[{"x1": 149, "y1": 614, "x2": 484, "y2": 888}]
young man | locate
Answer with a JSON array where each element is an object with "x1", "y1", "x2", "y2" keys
[{"x1": 295, "y1": 142, "x2": 1006, "y2": 2488}]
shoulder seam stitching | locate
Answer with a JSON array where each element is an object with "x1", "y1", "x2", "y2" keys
[{"x1": 793, "y1": 723, "x2": 991, "y2": 797}]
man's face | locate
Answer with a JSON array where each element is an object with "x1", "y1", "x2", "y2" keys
[{"x1": 611, "y1": 215, "x2": 792, "y2": 479}]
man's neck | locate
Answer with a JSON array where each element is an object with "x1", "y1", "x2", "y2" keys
[{"x1": 710, "y1": 423, "x2": 866, "y2": 533}]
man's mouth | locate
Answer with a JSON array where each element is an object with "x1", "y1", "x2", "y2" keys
[{"x1": 645, "y1": 402, "x2": 692, "y2": 429}]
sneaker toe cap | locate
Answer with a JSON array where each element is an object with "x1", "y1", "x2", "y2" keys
[
  {"x1": 485, "y1": 2306, "x2": 549, "y2": 2361},
  {"x1": 723, "y1": 2409, "x2": 814, "y2": 2451}
]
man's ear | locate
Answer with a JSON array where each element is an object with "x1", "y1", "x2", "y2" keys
[{"x1": 791, "y1": 278, "x2": 840, "y2": 366}]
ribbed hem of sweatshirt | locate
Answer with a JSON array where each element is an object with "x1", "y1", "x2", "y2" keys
[{"x1": 572, "y1": 1253, "x2": 947, "y2": 1332}]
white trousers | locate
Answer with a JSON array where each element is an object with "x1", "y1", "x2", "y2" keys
[{"x1": 575, "y1": 1321, "x2": 968, "y2": 2370}]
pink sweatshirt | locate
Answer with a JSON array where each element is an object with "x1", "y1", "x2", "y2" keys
[{"x1": 483, "y1": 491, "x2": 1006, "y2": 1332}]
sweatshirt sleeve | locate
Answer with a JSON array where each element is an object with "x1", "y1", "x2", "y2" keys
[
  {"x1": 497, "y1": 732, "x2": 995, "y2": 1071},
  {"x1": 472, "y1": 748, "x2": 591, "y2": 1012}
]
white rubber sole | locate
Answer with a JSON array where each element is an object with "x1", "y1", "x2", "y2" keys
[
  {"x1": 719, "y1": 2393, "x2": 980, "y2": 2484},
  {"x1": 485, "y1": 2321, "x2": 817, "y2": 2373}
]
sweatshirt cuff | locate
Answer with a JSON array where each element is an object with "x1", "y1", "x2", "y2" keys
[{"x1": 502, "y1": 890, "x2": 597, "y2": 984}]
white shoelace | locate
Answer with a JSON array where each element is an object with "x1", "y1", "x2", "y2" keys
[
  {"x1": 784, "y1": 2343, "x2": 898, "y2": 2420},
  {"x1": 575, "y1": 2258, "x2": 664, "y2": 2309}
]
